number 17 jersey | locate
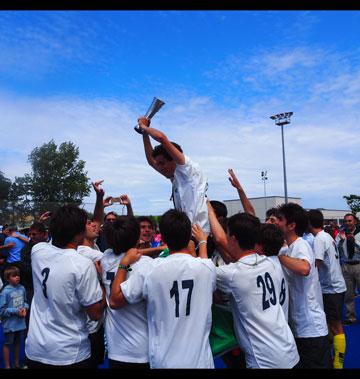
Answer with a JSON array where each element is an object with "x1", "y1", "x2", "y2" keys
[{"x1": 121, "y1": 253, "x2": 216, "y2": 368}]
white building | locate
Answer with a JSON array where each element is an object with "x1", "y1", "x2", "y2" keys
[{"x1": 223, "y1": 196, "x2": 350, "y2": 225}]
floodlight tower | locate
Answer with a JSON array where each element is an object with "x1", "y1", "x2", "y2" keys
[
  {"x1": 261, "y1": 170, "x2": 268, "y2": 213},
  {"x1": 269, "y1": 112, "x2": 293, "y2": 204}
]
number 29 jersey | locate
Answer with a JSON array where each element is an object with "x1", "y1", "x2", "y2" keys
[
  {"x1": 216, "y1": 253, "x2": 299, "y2": 369},
  {"x1": 121, "y1": 253, "x2": 216, "y2": 368}
]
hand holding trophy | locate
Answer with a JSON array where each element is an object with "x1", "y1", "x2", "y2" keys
[{"x1": 134, "y1": 97, "x2": 165, "y2": 134}]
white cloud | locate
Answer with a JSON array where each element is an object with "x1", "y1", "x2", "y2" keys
[{"x1": 0, "y1": 87, "x2": 358, "y2": 215}]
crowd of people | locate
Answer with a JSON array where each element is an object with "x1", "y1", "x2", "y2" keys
[{"x1": 0, "y1": 117, "x2": 359, "y2": 369}]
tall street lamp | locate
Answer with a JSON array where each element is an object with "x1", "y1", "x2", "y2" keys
[
  {"x1": 269, "y1": 112, "x2": 293, "y2": 204},
  {"x1": 261, "y1": 170, "x2": 268, "y2": 213}
]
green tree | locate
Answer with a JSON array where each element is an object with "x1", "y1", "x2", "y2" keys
[
  {"x1": 0, "y1": 171, "x2": 12, "y2": 223},
  {"x1": 343, "y1": 194, "x2": 360, "y2": 215},
  {"x1": 0, "y1": 171, "x2": 11, "y2": 200},
  {"x1": 29, "y1": 140, "x2": 91, "y2": 207},
  {"x1": 13, "y1": 140, "x2": 91, "y2": 217}
]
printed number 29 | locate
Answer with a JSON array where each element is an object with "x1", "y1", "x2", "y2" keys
[
  {"x1": 257, "y1": 272, "x2": 277, "y2": 310},
  {"x1": 170, "y1": 279, "x2": 194, "y2": 317},
  {"x1": 41, "y1": 267, "x2": 50, "y2": 299}
]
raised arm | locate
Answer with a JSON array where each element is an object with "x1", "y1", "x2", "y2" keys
[
  {"x1": 207, "y1": 202, "x2": 234, "y2": 264},
  {"x1": 191, "y1": 224, "x2": 208, "y2": 259},
  {"x1": 228, "y1": 168, "x2": 255, "y2": 216},
  {"x1": 92, "y1": 180, "x2": 105, "y2": 226},
  {"x1": 138, "y1": 117, "x2": 185, "y2": 166},
  {"x1": 119, "y1": 194, "x2": 134, "y2": 217}
]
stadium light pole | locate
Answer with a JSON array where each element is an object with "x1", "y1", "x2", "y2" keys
[
  {"x1": 261, "y1": 170, "x2": 268, "y2": 213},
  {"x1": 269, "y1": 112, "x2": 293, "y2": 204}
]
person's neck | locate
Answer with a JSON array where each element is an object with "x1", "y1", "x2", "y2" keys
[
  {"x1": 65, "y1": 242, "x2": 78, "y2": 250},
  {"x1": 286, "y1": 233, "x2": 299, "y2": 246},
  {"x1": 312, "y1": 227, "x2": 322, "y2": 236},
  {"x1": 170, "y1": 247, "x2": 192, "y2": 255},
  {"x1": 81, "y1": 237, "x2": 95, "y2": 248},
  {"x1": 238, "y1": 248, "x2": 258, "y2": 259}
]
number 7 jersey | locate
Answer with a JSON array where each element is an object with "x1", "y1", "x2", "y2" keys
[{"x1": 121, "y1": 253, "x2": 216, "y2": 368}]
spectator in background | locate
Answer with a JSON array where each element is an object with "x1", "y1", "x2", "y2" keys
[
  {"x1": 0, "y1": 266, "x2": 29, "y2": 369},
  {"x1": 336, "y1": 213, "x2": 360, "y2": 325},
  {"x1": 0, "y1": 226, "x2": 29, "y2": 283}
]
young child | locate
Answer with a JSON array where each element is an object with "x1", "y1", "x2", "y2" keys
[{"x1": 0, "y1": 266, "x2": 29, "y2": 369}]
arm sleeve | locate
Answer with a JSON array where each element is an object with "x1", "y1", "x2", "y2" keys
[
  {"x1": 76, "y1": 259, "x2": 103, "y2": 307},
  {"x1": 121, "y1": 258, "x2": 153, "y2": 304},
  {"x1": 0, "y1": 292, "x2": 18, "y2": 317},
  {"x1": 314, "y1": 236, "x2": 326, "y2": 261},
  {"x1": 215, "y1": 265, "x2": 232, "y2": 294}
]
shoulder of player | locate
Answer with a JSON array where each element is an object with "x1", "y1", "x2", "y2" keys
[{"x1": 31, "y1": 241, "x2": 53, "y2": 254}]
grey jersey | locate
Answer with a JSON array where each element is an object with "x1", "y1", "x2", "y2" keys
[{"x1": 314, "y1": 230, "x2": 346, "y2": 294}]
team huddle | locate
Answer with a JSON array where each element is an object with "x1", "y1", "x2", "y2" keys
[{"x1": 0, "y1": 116, "x2": 350, "y2": 369}]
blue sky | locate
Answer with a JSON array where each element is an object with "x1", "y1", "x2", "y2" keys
[{"x1": 1, "y1": 10, "x2": 359, "y2": 215}]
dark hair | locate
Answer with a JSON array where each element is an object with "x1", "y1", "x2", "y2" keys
[
  {"x1": 227, "y1": 213, "x2": 261, "y2": 250},
  {"x1": 210, "y1": 200, "x2": 228, "y2": 218},
  {"x1": 308, "y1": 209, "x2": 324, "y2": 229},
  {"x1": 104, "y1": 211, "x2": 118, "y2": 222},
  {"x1": 29, "y1": 222, "x2": 47, "y2": 233},
  {"x1": 4, "y1": 266, "x2": 20, "y2": 280},
  {"x1": 344, "y1": 213, "x2": 358, "y2": 222},
  {"x1": 6, "y1": 225, "x2": 18, "y2": 233},
  {"x1": 137, "y1": 216, "x2": 154, "y2": 229},
  {"x1": 159, "y1": 209, "x2": 191, "y2": 251},
  {"x1": 278, "y1": 203, "x2": 308, "y2": 236},
  {"x1": 104, "y1": 216, "x2": 140, "y2": 254},
  {"x1": 50, "y1": 205, "x2": 87, "y2": 248},
  {"x1": 152, "y1": 142, "x2": 183, "y2": 161},
  {"x1": 259, "y1": 224, "x2": 285, "y2": 256},
  {"x1": 266, "y1": 207, "x2": 281, "y2": 220}
]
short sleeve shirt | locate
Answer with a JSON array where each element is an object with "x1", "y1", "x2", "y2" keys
[
  {"x1": 25, "y1": 242, "x2": 103, "y2": 365},
  {"x1": 314, "y1": 230, "x2": 346, "y2": 294},
  {"x1": 101, "y1": 250, "x2": 150, "y2": 363},
  {"x1": 172, "y1": 155, "x2": 209, "y2": 233},
  {"x1": 216, "y1": 254, "x2": 299, "y2": 368},
  {"x1": 284, "y1": 238, "x2": 328, "y2": 338},
  {"x1": 121, "y1": 253, "x2": 216, "y2": 368}
]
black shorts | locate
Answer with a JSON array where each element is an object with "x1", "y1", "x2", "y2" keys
[
  {"x1": 295, "y1": 335, "x2": 331, "y2": 369},
  {"x1": 323, "y1": 292, "x2": 345, "y2": 322},
  {"x1": 108, "y1": 359, "x2": 150, "y2": 369},
  {"x1": 4, "y1": 330, "x2": 23, "y2": 345}
]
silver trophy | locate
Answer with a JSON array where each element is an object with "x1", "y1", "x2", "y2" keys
[{"x1": 134, "y1": 97, "x2": 165, "y2": 134}]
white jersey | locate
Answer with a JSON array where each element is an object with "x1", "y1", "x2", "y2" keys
[
  {"x1": 77, "y1": 244, "x2": 103, "y2": 263},
  {"x1": 121, "y1": 253, "x2": 216, "y2": 368},
  {"x1": 100, "y1": 249, "x2": 150, "y2": 363},
  {"x1": 314, "y1": 230, "x2": 346, "y2": 294},
  {"x1": 284, "y1": 237, "x2": 328, "y2": 338},
  {"x1": 172, "y1": 155, "x2": 209, "y2": 233},
  {"x1": 77, "y1": 245, "x2": 104, "y2": 334},
  {"x1": 268, "y1": 255, "x2": 289, "y2": 322},
  {"x1": 25, "y1": 242, "x2": 103, "y2": 365},
  {"x1": 216, "y1": 253, "x2": 299, "y2": 368}
]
